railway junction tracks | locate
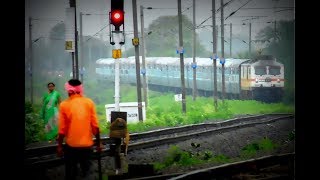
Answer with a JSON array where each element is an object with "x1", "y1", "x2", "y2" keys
[{"x1": 25, "y1": 113, "x2": 294, "y2": 178}]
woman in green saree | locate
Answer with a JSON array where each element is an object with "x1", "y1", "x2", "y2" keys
[{"x1": 40, "y1": 82, "x2": 62, "y2": 142}]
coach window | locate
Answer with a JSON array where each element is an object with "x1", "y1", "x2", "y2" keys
[
  {"x1": 225, "y1": 68, "x2": 230, "y2": 74},
  {"x1": 246, "y1": 67, "x2": 249, "y2": 79},
  {"x1": 255, "y1": 66, "x2": 266, "y2": 75},
  {"x1": 242, "y1": 66, "x2": 246, "y2": 78},
  {"x1": 242, "y1": 67, "x2": 244, "y2": 77},
  {"x1": 235, "y1": 68, "x2": 239, "y2": 74},
  {"x1": 244, "y1": 66, "x2": 248, "y2": 79},
  {"x1": 269, "y1": 66, "x2": 281, "y2": 75}
]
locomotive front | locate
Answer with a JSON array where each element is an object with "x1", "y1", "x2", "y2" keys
[{"x1": 242, "y1": 55, "x2": 285, "y2": 102}]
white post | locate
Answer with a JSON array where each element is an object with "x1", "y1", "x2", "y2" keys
[{"x1": 113, "y1": 33, "x2": 121, "y2": 111}]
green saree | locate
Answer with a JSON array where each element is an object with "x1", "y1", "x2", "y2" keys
[{"x1": 40, "y1": 90, "x2": 61, "y2": 141}]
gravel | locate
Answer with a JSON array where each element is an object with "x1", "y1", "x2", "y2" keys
[{"x1": 42, "y1": 117, "x2": 295, "y2": 179}]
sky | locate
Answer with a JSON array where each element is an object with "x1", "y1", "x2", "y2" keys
[{"x1": 25, "y1": 0, "x2": 295, "y2": 54}]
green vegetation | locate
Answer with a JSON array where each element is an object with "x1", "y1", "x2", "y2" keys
[
  {"x1": 154, "y1": 137, "x2": 278, "y2": 172},
  {"x1": 25, "y1": 101, "x2": 46, "y2": 144},
  {"x1": 126, "y1": 15, "x2": 211, "y2": 57},
  {"x1": 240, "y1": 137, "x2": 278, "y2": 158},
  {"x1": 153, "y1": 145, "x2": 204, "y2": 171},
  {"x1": 25, "y1": 83, "x2": 294, "y2": 143},
  {"x1": 119, "y1": 89, "x2": 294, "y2": 134},
  {"x1": 25, "y1": 17, "x2": 294, "y2": 143},
  {"x1": 256, "y1": 20, "x2": 294, "y2": 104},
  {"x1": 288, "y1": 130, "x2": 295, "y2": 141}
]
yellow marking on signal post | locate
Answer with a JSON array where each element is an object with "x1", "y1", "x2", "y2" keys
[
  {"x1": 132, "y1": 38, "x2": 139, "y2": 46},
  {"x1": 112, "y1": 49, "x2": 122, "y2": 59},
  {"x1": 65, "y1": 41, "x2": 73, "y2": 50}
]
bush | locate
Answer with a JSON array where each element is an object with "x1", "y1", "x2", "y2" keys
[{"x1": 25, "y1": 101, "x2": 46, "y2": 144}]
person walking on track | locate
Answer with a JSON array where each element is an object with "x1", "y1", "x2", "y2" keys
[{"x1": 56, "y1": 79, "x2": 101, "y2": 180}]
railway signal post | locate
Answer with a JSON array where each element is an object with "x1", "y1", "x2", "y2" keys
[{"x1": 109, "y1": 0, "x2": 125, "y2": 112}]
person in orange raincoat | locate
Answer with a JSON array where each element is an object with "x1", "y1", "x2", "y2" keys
[{"x1": 56, "y1": 79, "x2": 101, "y2": 180}]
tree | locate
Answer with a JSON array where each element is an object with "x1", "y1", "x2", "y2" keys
[
  {"x1": 48, "y1": 23, "x2": 70, "y2": 72},
  {"x1": 29, "y1": 22, "x2": 110, "y2": 101},
  {"x1": 81, "y1": 36, "x2": 110, "y2": 76},
  {"x1": 256, "y1": 20, "x2": 295, "y2": 104},
  {"x1": 126, "y1": 15, "x2": 211, "y2": 57},
  {"x1": 45, "y1": 23, "x2": 111, "y2": 76}
]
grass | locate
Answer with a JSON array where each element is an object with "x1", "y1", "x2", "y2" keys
[
  {"x1": 240, "y1": 137, "x2": 278, "y2": 158},
  {"x1": 25, "y1": 82, "x2": 295, "y2": 143},
  {"x1": 154, "y1": 137, "x2": 279, "y2": 172}
]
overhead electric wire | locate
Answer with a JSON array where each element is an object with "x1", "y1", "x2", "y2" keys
[
  {"x1": 225, "y1": 0, "x2": 253, "y2": 20},
  {"x1": 85, "y1": 24, "x2": 109, "y2": 42},
  {"x1": 196, "y1": 0, "x2": 235, "y2": 28}
]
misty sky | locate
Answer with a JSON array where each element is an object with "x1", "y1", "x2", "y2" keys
[{"x1": 25, "y1": 0, "x2": 294, "y2": 53}]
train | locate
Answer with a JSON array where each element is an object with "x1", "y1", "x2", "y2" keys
[{"x1": 95, "y1": 55, "x2": 284, "y2": 102}]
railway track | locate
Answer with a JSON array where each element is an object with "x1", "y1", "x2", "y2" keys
[
  {"x1": 169, "y1": 152, "x2": 295, "y2": 180},
  {"x1": 122, "y1": 152, "x2": 294, "y2": 180},
  {"x1": 25, "y1": 113, "x2": 294, "y2": 169}
]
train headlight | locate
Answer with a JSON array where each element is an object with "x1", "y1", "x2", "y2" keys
[
  {"x1": 277, "y1": 78, "x2": 280, "y2": 83},
  {"x1": 255, "y1": 78, "x2": 259, "y2": 83}
]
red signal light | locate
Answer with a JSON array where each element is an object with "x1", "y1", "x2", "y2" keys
[
  {"x1": 110, "y1": 10, "x2": 124, "y2": 29},
  {"x1": 110, "y1": 0, "x2": 124, "y2": 31}
]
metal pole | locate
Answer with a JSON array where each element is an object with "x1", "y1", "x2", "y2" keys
[
  {"x1": 216, "y1": 25, "x2": 219, "y2": 52},
  {"x1": 132, "y1": 0, "x2": 143, "y2": 121},
  {"x1": 220, "y1": 0, "x2": 225, "y2": 101},
  {"x1": 79, "y1": 12, "x2": 84, "y2": 82},
  {"x1": 230, "y1": 23, "x2": 232, "y2": 57},
  {"x1": 140, "y1": 5, "x2": 148, "y2": 108},
  {"x1": 178, "y1": 0, "x2": 186, "y2": 114},
  {"x1": 29, "y1": 17, "x2": 33, "y2": 104},
  {"x1": 192, "y1": 0, "x2": 197, "y2": 101},
  {"x1": 249, "y1": 22, "x2": 252, "y2": 58},
  {"x1": 88, "y1": 42, "x2": 91, "y2": 73},
  {"x1": 74, "y1": 0, "x2": 79, "y2": 80},
  {"x1": 274, "y1": 20, "x2": 277, "y2": 42},
  {"x1": 212, "y1": 0, "x2": 218, "y2": 112},
  {"x1": 72, "y1": 52, "x2": 76, "y2": 79},
  {"x1": 69, "y1": 0, "x2": 77, "y2": 79}
]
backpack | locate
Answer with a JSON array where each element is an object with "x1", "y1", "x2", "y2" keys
[{"x1": 109, "y1": 118, "x2": 127, "y2": 138}]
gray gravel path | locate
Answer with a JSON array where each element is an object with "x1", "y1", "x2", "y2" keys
[{"x1": 43, "y1": 117, "x2": 295, "y2": 179}]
